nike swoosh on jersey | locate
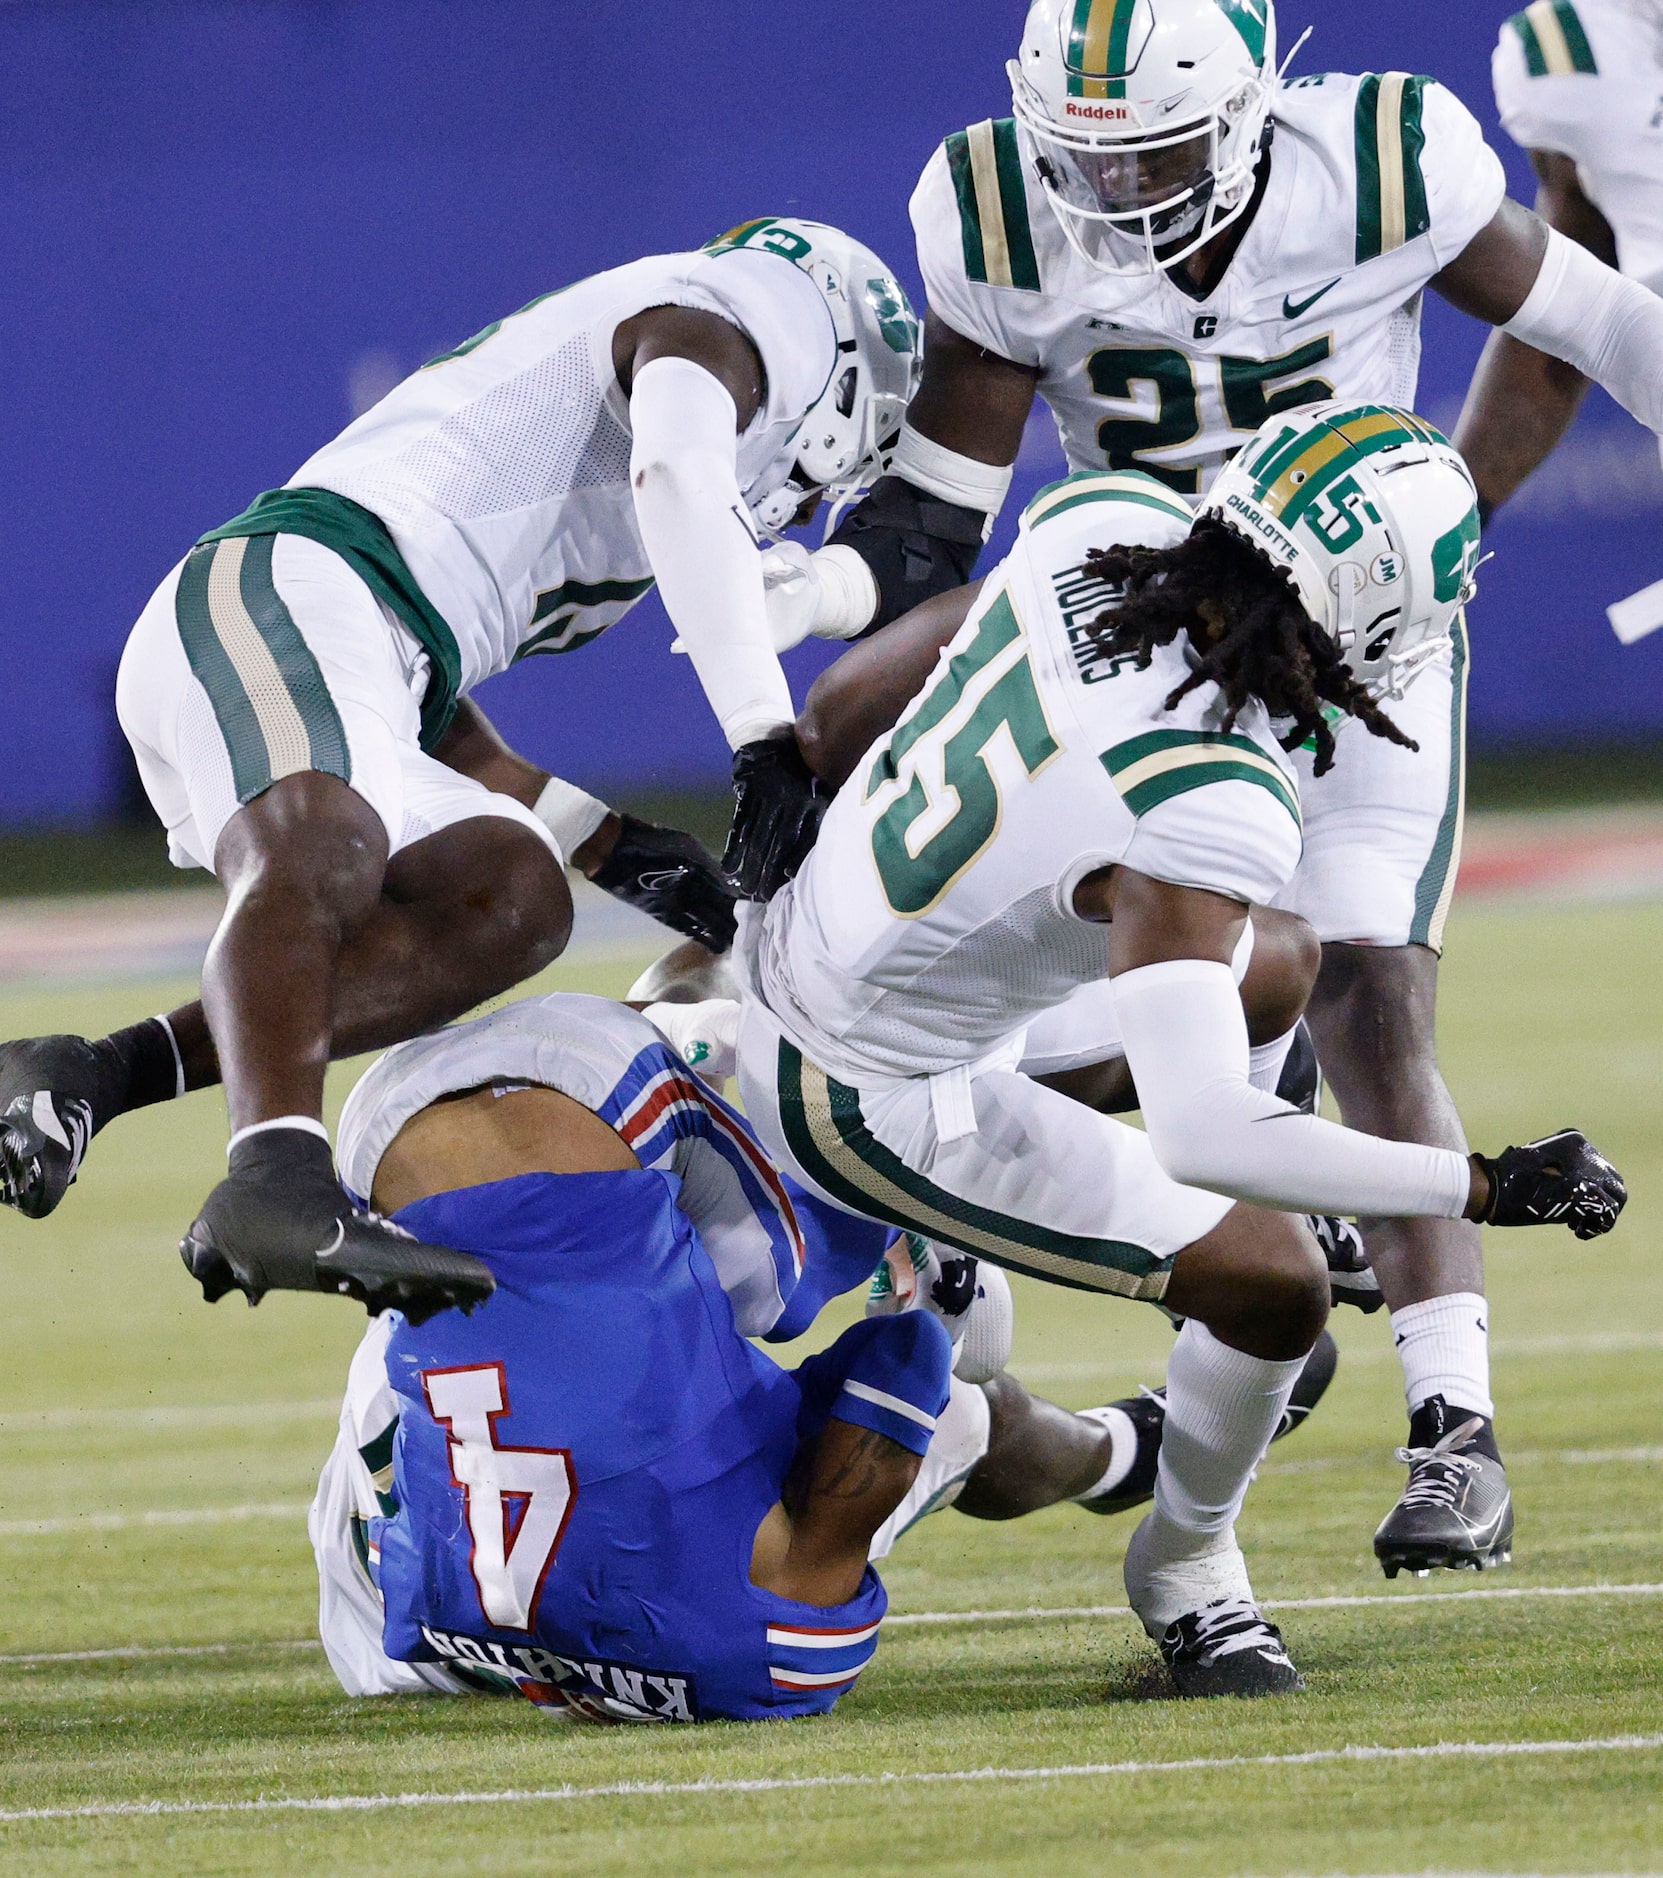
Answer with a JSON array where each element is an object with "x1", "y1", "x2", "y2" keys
[{"x1": 1282, "y1": 279, "x2": 1340, "y2": 320}]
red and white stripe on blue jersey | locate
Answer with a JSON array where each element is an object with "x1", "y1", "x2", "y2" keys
[
  {"x1": 765, "y1": 1618, "x2": 882, "y2": 1697},
  {"x1": 599, "y1": 1042, "x2": 805, "y2": 1294}
]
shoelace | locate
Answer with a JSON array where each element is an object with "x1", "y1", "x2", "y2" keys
[
  {"x1": 1181, "y1": 1598, "x2": 1291, "y2": 1663},
  {"x1": 1392, "y1": 1416, "x2": 1487, "y2": 1511}
]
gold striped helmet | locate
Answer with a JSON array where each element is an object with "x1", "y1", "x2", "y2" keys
[
  {"x1": 1010, "y1": 0, "x2": 1277, "y2": 274},
  {"x1": 1198, "y1": 402, "x2": 1482, "y2": 700}
]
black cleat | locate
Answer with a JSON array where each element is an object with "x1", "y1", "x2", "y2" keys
[
  {"x1": 1158, "y1": 1598, "x2": 1306, "y2": 1698},
  {"x1": 0, "y1": 1035, "x2": 106, "y2": 1219},
  {"x1": 1373, "y1": 1397, "x2": 1514, "y2": 1578},
  {"x1": 1078, "y1": 1327, "x2": 1338, "y2": 1516},
  {"x1": 180, "y1": 1126, "x2": 494, "y2": 1328}
]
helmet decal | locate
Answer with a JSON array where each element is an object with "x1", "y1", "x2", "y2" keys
[
  {"x1": 1201, "y1": 400, "x2": 1479, "y2": 702},
  {"x1": 702, "y1": 218, "x2": 813, "y2": 263},
  {"x1": 868, "y1": 280, "x2": 919, "y2": 356},
  {"x1": 1431, "y1": 506, "x2": 1482, "y2": 604},
  {"x1": 1216, "y1": 0, "x2": 1271, "y2": 66},
  {"x1": 1067, "y1": 0, "x2": 1142, "y2": 98}
]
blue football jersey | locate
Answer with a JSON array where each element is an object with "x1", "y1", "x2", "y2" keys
[{"x1": 371, "y1": 1168, "x2": 938, "y2": 1723}]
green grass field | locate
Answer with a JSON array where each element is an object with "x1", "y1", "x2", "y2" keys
[{"x1": 0, "y1": 899, "x2": 1659, "y2": 1875}]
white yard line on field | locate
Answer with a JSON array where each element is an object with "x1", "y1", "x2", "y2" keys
[
  {"x1": 1, "y1": 1735, "x2": 1659, "y2": 1825},
  {"x1": 0, "y1": 1502, "x2": 310, "y2": 1538},
  {"x1": 0, "y1": 1401, "x2": 338, "y2": 1434},
  {"x1": 4, "y1": 1581, "x2": 1660, "y2": 1667}
]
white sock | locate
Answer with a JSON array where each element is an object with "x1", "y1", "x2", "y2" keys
[
  {"x1": 1151, "y1": 1320, "x2": 1306, "y2": 1539},
  {"x1": 1071, "y1": 1405, "x2": 1138, "y2": 1502},
  {"x1": 1391, "y1": 1292, "x2": 1494, "y2": 1420},
  {"x1": 1247, "y1": 1025, "x2": 1297, "y2": 1095}
]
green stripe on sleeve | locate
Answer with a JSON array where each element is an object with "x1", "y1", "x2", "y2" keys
[
  {"x1": 945, "y1": 129, "x2": 989, "y2": 284},
  {"x1": 1398, "y1": 75, "x2": 1431, "y2": 247},
  {"x1": 991, "y1": 119, "x2": 1042, "y2": 292},
  {"x1": 1552, "y1": 0, "x2": 1599, "y2": 72},
  {"x1": 1355, "y1": 74, "x2": 1385, "y2": 262},
  {"x1": 1102, "y1": 728, "x2": 1301, "y2": 827},
  {"x1": 1024, "y1": 469, "x2": 1195, "y2": 527},
  {"x1": 1509, "y1": 7, "x2": 1549, "y2": 75}
]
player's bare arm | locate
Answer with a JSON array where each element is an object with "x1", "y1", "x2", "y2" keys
[
  {"x1": 1453, "y1": 158, "x2": 1620, "y2": 513},
  {"x1": 751, "y1": 1420, "x2": 922, "y2": 1607},
  {"x1": 433, "y1": 698, "x2": 737, "y2": 952}
]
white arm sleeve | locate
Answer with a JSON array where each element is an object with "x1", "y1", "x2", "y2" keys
[
  {"x1": 1113, "y1": 959, "x2": 1472, "y2": 1219},
  {"x1": 628, "y1": 355, "x2": 796, "y2": 750},
  {"x1": 1503, "y1": 227, "x2": 1663, "y2": 434}
]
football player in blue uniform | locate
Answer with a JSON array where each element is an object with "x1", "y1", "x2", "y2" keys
[{"x1": 310, "y1": 988, "x2": 1336, "y2": 1712}]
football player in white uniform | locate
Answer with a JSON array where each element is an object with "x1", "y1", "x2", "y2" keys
[
  {"x1": 747, "y1": 0, "x2": 1663, "y2": 1575},
  {"x1": 1456, "y1": 2, "x2": 1663, "y2": 532},
  {"x1": 0, "y1": 219, "x2": 920, "y2": 1328},
  {"x1": 734, "y1": 403, "x2": 1625, "y2": 1669}
]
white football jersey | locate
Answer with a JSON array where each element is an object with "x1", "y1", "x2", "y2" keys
[
  {"x1": 745, "y1": 472, "x2": 1304, "y2": 1082},
  {"x1": 290, "y1": 249, "x2": 836, "y2": 693},
  {"x1": 1494, "y1": 0, "x2": 1663, "y2": 295},
  {"x1": 911, "y1": 74, "x2": 1505, "y2": 495}
]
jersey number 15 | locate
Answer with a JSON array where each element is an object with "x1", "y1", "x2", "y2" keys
[{"x1": 865, "y1": 587, "x2": 1059, "y2": 917}]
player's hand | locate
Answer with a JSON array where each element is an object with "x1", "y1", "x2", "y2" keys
[
  {"x1": 1472, "y1": 1129, "x2": 1627, "y2": 1239},
  {"x1": 723, "y1": 733, "x2": 827, "y2": 901},
  {"x1": 591, "y1": 815, "x2": 738, "y2": 952}
]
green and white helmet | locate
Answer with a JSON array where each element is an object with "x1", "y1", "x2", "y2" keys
[
  {"x1": 703, "y1": 217, "x2": 922, "y2": 530},
  {"x1": 1009, "y1": 0, "x2": 1278, "y2": 274},
  {"x1": 1198, "y1": 401, "x2": 1482, "y2": 700}
]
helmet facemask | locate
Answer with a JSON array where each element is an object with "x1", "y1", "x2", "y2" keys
[{"x1": 1011, "y1": 58, "x2": 1269, "y2": 274}]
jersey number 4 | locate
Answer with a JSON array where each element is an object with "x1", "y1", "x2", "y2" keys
[
  {"x1": 423, "y1": 1364, "x2": 577, "y2": 1632},
  {"x1": 1088, "y1": 339, "x2": 1334, "y2": 494},
  {"x1": 866, "y1": 586, "x2": 1059, "y2": 917}
]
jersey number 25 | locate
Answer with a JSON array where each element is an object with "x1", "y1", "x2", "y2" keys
[{"x1": 423, "y1": 1364, "x2": 577, "y2": 1632}]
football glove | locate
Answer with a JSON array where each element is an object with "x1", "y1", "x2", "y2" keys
[
  {"x1": 723, "y1": 733, "x2": 827, "y2": 901},
  {"x1": 1474, "y1": 1129, "x2": 1627, "y2": 1240},
  {"x1": 591, "y1": 814, "x2": 737, "y2": 953}
]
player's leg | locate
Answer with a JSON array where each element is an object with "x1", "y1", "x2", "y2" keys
[
  {"x1": 1285, "y1": 621, "x2": 1509, "y2": 1575},
  {"x1": 736, "y1": 1001, "x2": 1328, "y2": 1694},
  {"x1": 1023, "y1": 903, "x2": 1322, "y2": 1115},
  {"x1": 5, "y1": 538, "x2": 518, "y2": 1316}
]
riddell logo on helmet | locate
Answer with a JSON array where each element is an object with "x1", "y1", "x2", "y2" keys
[{"x1": 1064, "y1": 101, "x2": 1133, "y2": 121}]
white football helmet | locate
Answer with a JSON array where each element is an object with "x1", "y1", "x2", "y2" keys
[
  {"x1": 1198, "y1": 401, "x2": 1483, "y2": 701},
  {"x1": 1009, "y1": 0, "x2": 1278, "y2": 274},
  {"x1": 702, "y1": 216, "x2": 922, "y2": 531}
]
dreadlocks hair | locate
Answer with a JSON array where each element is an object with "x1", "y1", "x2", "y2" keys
[{"x1": 1081, "y1": 519, "x2": 1418, "y2": 777}]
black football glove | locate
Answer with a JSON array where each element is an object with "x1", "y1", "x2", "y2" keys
[
  {"x1": 723, "y1": 733, "x2": 827, "y2": 901},
  {"x1": 591, "y1": 815, "x2": 737, "y2": 953},
  {"x1": 1474, "y1": 1129, "x2": 1627, "y2": 1240}
]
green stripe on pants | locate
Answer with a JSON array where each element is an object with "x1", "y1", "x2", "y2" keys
[
  {"x1": 775, "y1": 1041, "x2": 1169, "y2": 1300},
  {"x1": 174, "y1": 535, "x2": 351, "y2": 807},
  {"x1": 1410, "y1": 611, "x2": 1468, "y2": 952}
]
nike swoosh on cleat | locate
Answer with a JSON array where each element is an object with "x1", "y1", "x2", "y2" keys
[
  {"x1": 312, "y1": 1221, "x2": 348, "y2": 1260},
  {"x1": 1282, "y1": 279, "x2": 1340, "y2": 320}
]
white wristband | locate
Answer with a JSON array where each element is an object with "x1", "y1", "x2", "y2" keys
[
  {"x1": 227, "y1": 1115, "x2": 330, "y2": 1158},
  {"x1": 532, "y1": 775, "x2": 608, "y2": 866},
  {"x1": 808, "y1": 545, "x2": 881, "y2": 639},
  {"x1": 890, "y1": 423, "x2": 1013, "y2": 530}
]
